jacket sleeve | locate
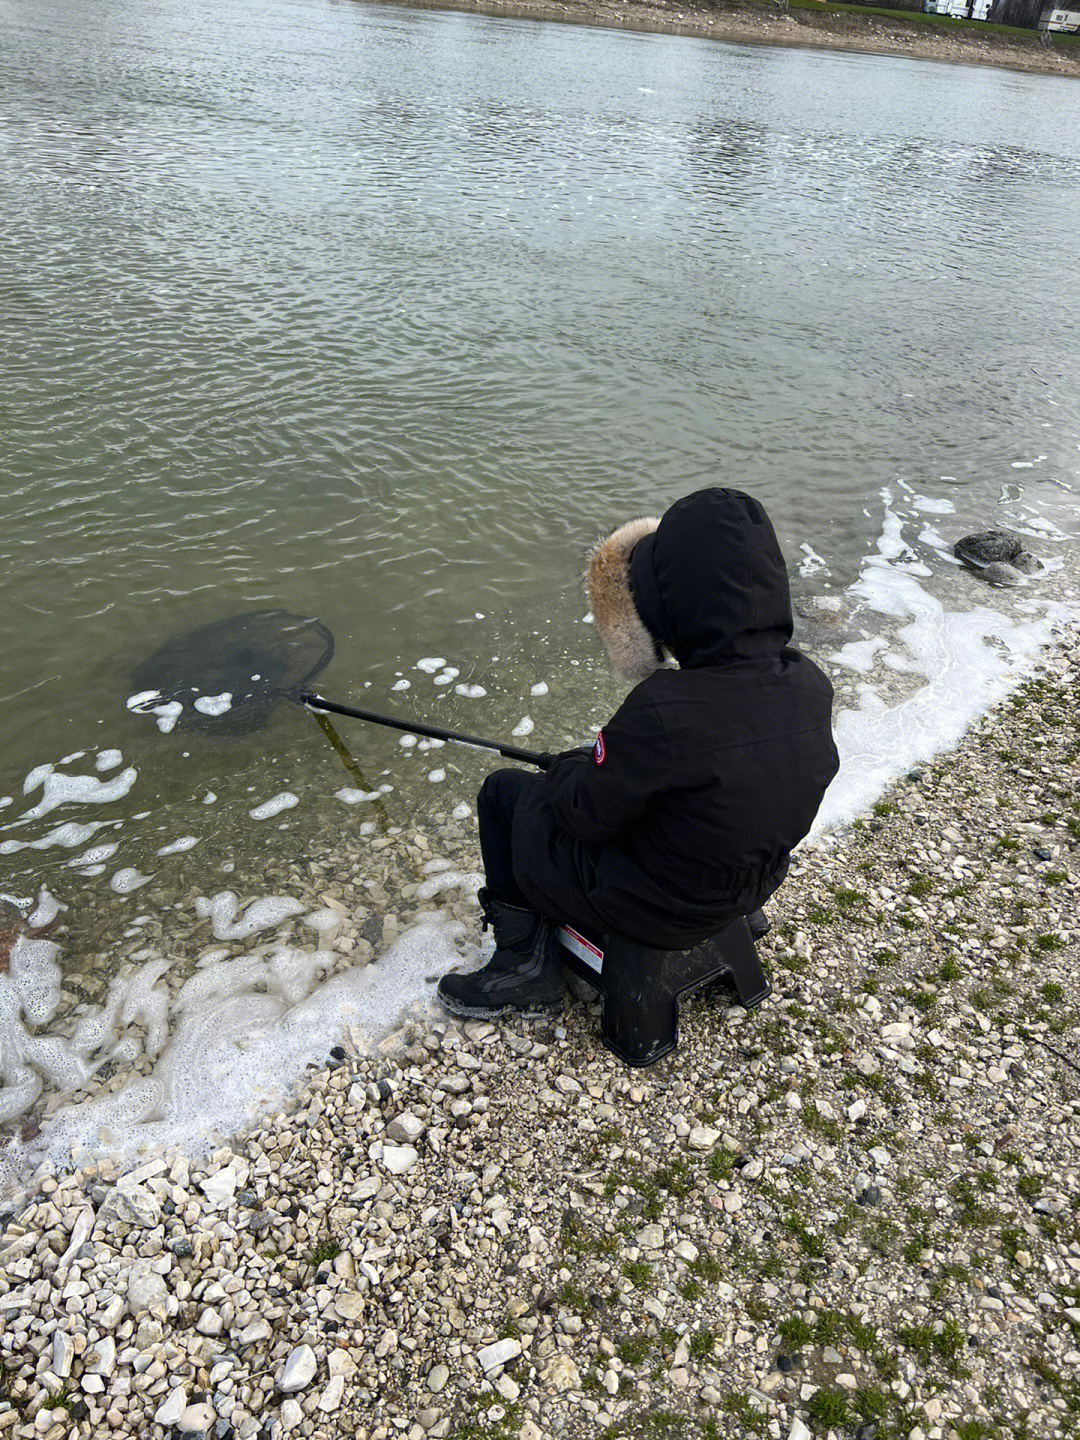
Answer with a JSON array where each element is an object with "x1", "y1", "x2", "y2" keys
[{"x1": 542, "y1": 693, "x2": 672, "y2": 842}]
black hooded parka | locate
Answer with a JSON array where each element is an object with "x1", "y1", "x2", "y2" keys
[{"x1": 511, "y1": 488, "x2": 840, "y2": 950}]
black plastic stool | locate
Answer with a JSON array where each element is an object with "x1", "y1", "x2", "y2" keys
[{"x1": 555, "y1": 915, "x2": 771, "y2": 1067}]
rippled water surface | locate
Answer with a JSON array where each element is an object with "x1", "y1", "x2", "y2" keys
[{"x1": 2, "y1": 0, "x2": 1080, "y2": 1159}]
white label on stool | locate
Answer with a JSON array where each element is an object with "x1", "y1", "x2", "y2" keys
[{"x1": 558, "y1": 926, "x2": 604, "y2": 975}]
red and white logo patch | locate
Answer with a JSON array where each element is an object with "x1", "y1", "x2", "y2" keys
[{"x1": 593, "y1": 731, "x2": 606, "y2": 765}]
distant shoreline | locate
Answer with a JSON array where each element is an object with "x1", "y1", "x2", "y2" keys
[{"x1": 363, "y1": 0, "x2": 1080, "y2": 78}]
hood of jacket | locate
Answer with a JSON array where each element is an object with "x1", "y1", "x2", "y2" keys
[{"x1": 587, "y1": 488, "x2": 793, "y2": 677}]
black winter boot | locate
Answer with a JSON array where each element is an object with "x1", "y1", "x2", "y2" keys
[
  {"x1": 746, "y1": 908, "x2": 770, "y2": 940},
  {"x1": 438, "y1": 888, "x2": 565, "y2": 1018}
]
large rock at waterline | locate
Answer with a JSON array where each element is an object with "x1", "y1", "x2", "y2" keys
[{"x1": 953, "y1": 530, "x2": 1023, "y2": 568}]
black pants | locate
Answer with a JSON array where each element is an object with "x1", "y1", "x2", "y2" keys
[{"x1": 477, "y1": 768, "x2": 538, "y2": 908}]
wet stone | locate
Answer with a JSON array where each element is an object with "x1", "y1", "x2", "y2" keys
[{"x1": 953, "y1": 529, "x2": 1023, "y2": 568}]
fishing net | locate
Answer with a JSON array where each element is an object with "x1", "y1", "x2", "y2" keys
[{"x1": 130, "y1": 610, "x2": 334, "y2": 735}]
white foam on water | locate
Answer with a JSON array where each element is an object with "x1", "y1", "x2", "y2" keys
[
  {"x1": 417, "y1": 739, "x2": 444, "y2": 751},
  {"x1": 126, "y1": 690, "x2": 161, "y2": 711},
  {"x1": 193, "y1": 693, "x2": 233, "y2": 717},
  {"x1": 917, "y1": 525, "x2": 960, "y2": 563},
  {"x1": 830, "y1": 636, "x2": 888, "y2": 674},
  {"x1": 27, "y1": 888, "x2": 63, "y2": 930},
  {"x1": 152, "y1": 702, "x2": 183, "y2": 734},
  {"x1": 0, "y1": 917, "x2": 465, "y2": 1182},
  {"x1": 95, "y1": 750, "x2": 124, "y2": 773},
  {"x1": 23, "y1": 764, "x2": 53, "y2": 796},
  {"x1": 433, "y1": 668, "x2": 459, "y2": 686},
  {"x1": 69, "y1": 842, "x2": 120, "y2": 869},
  {"x1": 0, "y1": 799, "x2": 11, "y2": 810},
  {"x1": 156, "y1": 836, "x2": 200, "y2": 857},
  {"x1": 416, "y1": 657, "x2": 447, "y2": 674},
  {"x1": 910, "y1": 495, "x2": 955, "y2": 514},
  {"x1": 59, "y1": 751, "x2": 86, "y2": 765},
  {"x1": 455, "y1": 684, "x2": 487, "y2": 698},
  {"x1": 809, "y1": 488, "x2": 1079, "y2": 838},
  {"x1": 202, "y1": 792, "x2": 217, "y2": 804},
  {"x1": 530, "y1": 681, "x2": 549, "y2": 697},
  {"x1": 511, "y1": 716, "x2": 534, "y2": 737},
  {"x1": 303, "y1": 909, "x2": 342, "y2": 933},
  {"x1": 334, "y1": 788, "x2": 382, "y2": 805},
  {"x1": 194, "y1": 892, "x2": 305, "y2": 942},
  {"x1": 392, "y1": 679, "x2": 411, "y2": 691},
  {"x1": 0, "y1": 820, "x2": 111, "y2": 856},
  {"x1": 398, "y1": 734, "x2": 418, "y2": 748},
  {"x1": 110, "y1": 868, "x2": 152, "y2": 895},
  {"x1": 452, "y1": 803, "x2": 472, "y2": 820},
  {"x1": 428, "y1": 769, "x2": 446, "y2": 783},
  {"x1": 249, "y1": 792, "x2": 299, "y2": 821},
  {"x1": 414, "y1": 870, "x2": 482, "y2": 902},
  {"x1": 13, "y1": 766, "x2": 140, "y2": 824},
  {"x1": 798, "y1": 544, "x2": 830, "y2": 577}
]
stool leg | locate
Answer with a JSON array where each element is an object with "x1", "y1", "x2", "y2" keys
[
  {"x1": 718, "y1": 917, "x2": 772, "y2": 1009},
  {"x1": 599, "y1": 945, "x2": 679, "y2": 1067}
]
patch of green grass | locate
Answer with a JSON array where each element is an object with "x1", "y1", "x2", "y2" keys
[
  {"x1": 906, "y1": 875, "x2": 934, "y2": 897},
  {"x1": 558, "y1": 1282, "x2": 588, "y2": 1312},
  {"x1": 940, "y1": 956, "x2": 962, "y2": 981},
  {"x1": 807, "y1": 1388, "x2": 850, "y2": 1426},
  {"x1": 617, "y1": 1335, "x2": 650, "y2": 1366},
  {"x1": 621, "y1": 1260, "x2": 653, "y2": 1291},
  {"x1": 636, "y1": 1409, "x2": 685, "y2": 1437},
  {"x1": 951, "y1": 1178, "x2": 1000, "y2": 1228},
  {"x1": 1034, "y1": 934, "x2": 1065, "y2": 952},
  {"x1": 689, "y1": 1328, "x2": 716, "y2": 1361},
  {"x1": 1043, "y1": 870, "x2": 1068, "y2": 886},
  {"x1": 652, "y1": 1158, "x2": 695, "y2": 1197},
  {"x1": 873, "y1": 801, "x2": 895, "y2": 816},
  {"x1": 688, "y1": 1248, "x2": 723, "y2": 1283},
  {"x1": 707, "y1": 1147, "x2": 738, "y2": 1182},
  {"x1": 309, "y1": 1237, "x2": 342, "y2": 1267},
  {"x1": 833, "y1": 887, "x2": 864, "y2": 912},
  {"x1": 806, "y1": 905, "x2": 833, "y2": 924},
  {"x1": 994, "y1": 836, "x2": 1020, "y2": 853},
  {"x1": 813, "y1": 1309, "x2": 847, "y2": 1345},
  {"x1": 781, "y1": 1212, "x2": 825, "y2": 1258},
  {"x1": 720, "y1": 1394, "x2": 767, "y2": 1434},
  {"x1": 41, "y1": 1388, "x2": 71, "y2": 1411},
  {"x1": 896, "y1": 1317, "x2": 966, "y2": 1371},
  {"x1": 852, "y1": 1384, "x2": 890, "y2": 1420},
  {"x1": 777, "y1": 1315, "x2": 813, "y2": 1349}
]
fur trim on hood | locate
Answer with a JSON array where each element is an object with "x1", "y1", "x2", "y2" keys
[{"x1": 586, "y1": 517, "x2": 662, "y2": 682}]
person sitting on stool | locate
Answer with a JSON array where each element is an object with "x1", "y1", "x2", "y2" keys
[{"x1": 438, "y1": 487, "x2": 839, "y2": 1019}]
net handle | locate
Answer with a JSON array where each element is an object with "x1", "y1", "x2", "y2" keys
[{"x1": 299, "y1": 692, "x2": 552, "y2": 769}]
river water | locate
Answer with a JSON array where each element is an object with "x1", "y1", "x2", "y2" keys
[{"x1": 2, "y1": 0, "x2": 1079, "y2": 1174}]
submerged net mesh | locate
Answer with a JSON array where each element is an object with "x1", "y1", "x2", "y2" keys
[{"x1": 131, "y1": 610, "x2": 334, "y2": 734}]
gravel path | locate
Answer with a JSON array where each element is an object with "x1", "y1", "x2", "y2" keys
[{"x1": 1, "y1": 626, "x2": 1078, "y2": 1440}]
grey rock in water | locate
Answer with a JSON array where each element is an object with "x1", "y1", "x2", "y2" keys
[{"x1": 953, "y1": 530, "x2": 1022, "y2": 568}]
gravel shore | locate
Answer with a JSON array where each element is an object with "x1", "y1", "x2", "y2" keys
[
  {"x1": 360, "y1": 0, "x2": 1080, "y2": 81},
  {"x1": 2, "y1": 623, "x2": 1079, "y2": 1440}
]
